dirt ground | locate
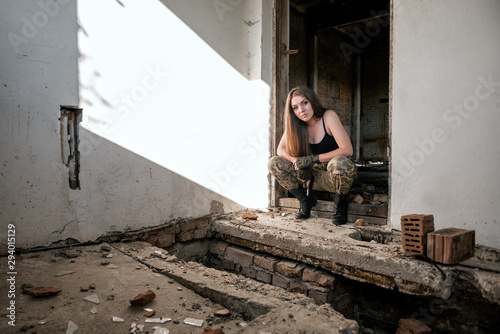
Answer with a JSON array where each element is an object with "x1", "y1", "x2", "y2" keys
[{"x1": 0, "y1": 242, "x2": 357, "y2": 334}]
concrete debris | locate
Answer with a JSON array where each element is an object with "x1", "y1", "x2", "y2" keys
[
  {"x1": 55, "y1": 270, "x2": 75, "y2": 277},
  {"x1": 177, "y1": 287, "x2": 183, "y2": 291},
  {"x1": 130, "y1": 323, "x2": 145, "y2": 333},
  {"x1": 112, "y1": 316, "x2": 125, "y2": 323},
  {"x1": 107, "y1": 294, "x2": 115, "y2": 300},
  {"x1": 80, "y1": 286, "x2": 88, "y2": 292},
  {"x1": 152, "y1": 327, "x2": 170, "y2": 334},
  {"x1": 237, "y1": 321, "x2": 249, "y2": 328},
  {"x1": 106, "y1": 264, "x2": 120, "y2": 269},
  {"x1": 83, "y1": 294, "x2": 100, "y2": 304},
  {"x1": 144, "y1": 308, "x2": 154, "y2": 312},
  {"x1": 154, "y1": 250, "x2": 168, "y2": 259},
  {"x1": 101, "y1": 260, "x2": 110, "y2": 266},
  {"x1": 23, "y1": 286, "x2": 62, "y2": 297},
  {"x1": 214, "y1": 309, "x2": 231, "y2": 317},
  {"x1": 203, "y1": 326, "x2": 225, "y2": 334},
  {"x1": 145, "y1": 317, "x2": 171, "y2": 324},
  {"x1": 66, "y1": 320, "x2": 79, "y2": 334},
  {"x1": 105, "y1": 254, "x2": 113, "y2": 258},
  {"x1": 129, "y1": 290, "x2": 156, "y2": 306},
  {"x1": 90, "y1": 306, "x2": 98, "y2": 314},
  {"x1": 242, "y1": 211, "x2": 258, "y2": 220},
  {"x1": 38, "y1": 320, "x2": 47, "y2": 325},
  {"x1": 183, "y1": 317, "x2": 204, "y2": 327}
]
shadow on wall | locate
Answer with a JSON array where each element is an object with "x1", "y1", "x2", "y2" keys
[{"x1": 51, "y1": 126, "x2": 243, "y2": 246}]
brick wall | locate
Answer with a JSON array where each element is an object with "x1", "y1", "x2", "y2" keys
[
  {"x1": 145, "y1": 217, "x2": 212, "y2": 248},
  {"x1": 209, "y1": 241, "x2": 354, "y2": 315},
  {"x1": 289, "y1": 9, "x2": 308, "y2": 89}
]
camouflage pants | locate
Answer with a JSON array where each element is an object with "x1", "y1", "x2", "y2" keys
[{"x1": 268, "y1": 156, "x2": 357, "y2": 195}]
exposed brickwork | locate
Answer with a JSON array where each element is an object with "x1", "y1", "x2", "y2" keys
[
  {"x1": 254, "y1": 255, "x2": 278, "y2": 272},
  {"x1": 210, "y1": 241, "x2": 350, "y2": 309},
  {"x1": 156, "y1": 235, "x2": 174, "y2": 248},
  {"x1": 177, "y1": 231, "x2": 194, "y2": 242}
]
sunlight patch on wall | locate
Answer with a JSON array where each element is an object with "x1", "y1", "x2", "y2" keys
[{"x1": 77, "y1": 0, "x2": 270, "y2": 209}]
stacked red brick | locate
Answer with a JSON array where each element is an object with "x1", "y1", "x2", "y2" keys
[
  {"x1": 427, "y1": 228, "x2": 475, "y2": 264},
  {"x1": 401, "y1": 214, "x2": 434, "y2": 256}
]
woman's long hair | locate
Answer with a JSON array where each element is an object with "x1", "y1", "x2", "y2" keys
[{"x1": 284, "y1": 86, "x2": 326, "y2": 157}]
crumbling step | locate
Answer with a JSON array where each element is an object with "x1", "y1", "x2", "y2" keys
[
  {"x1": 114, "y1": 241, "x2": 359, "y2": 334},
  {"x1": 279, "y1": 198, "x2": 387, "y2": 225}
]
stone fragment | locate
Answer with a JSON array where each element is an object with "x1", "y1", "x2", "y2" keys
[
  {"x1": 23, "y1": 286, "x2": 62, "y2": 297},
  {"x1": 106, "y1": 254, "x2": 113, "y2": 258},
  {"x1": 112, "y1": 316, "x2": 125, "y2": 323},
  {"x1": 152, "y1": 327, "x2": 170, "y2": 334},
  {"x1": 64, "y1": 249, "x2": 80, "y2": 258},
  {"x1": 242, "y1": 211, "x2": 258, "y2": 220},
  {"x1": 396, "y1": 318, "x2": 431, "y2": 334},
  {"x1": 183, "y1": 317, "x2": 204, "y2": 327},
  {"x1": 107, "y1": 264, "x2": 120, "y2": 269},
  {"x1": 83, "y1": 294, "x2": 100, "y2": 304},
  {"x1": 107, "y1": 294, "x2": 115, "y2": 300},
  {"x1": 214, "y1": 309, "x2": 231, "y2": 317},
  {"x1": 55, "y1": 270, "x2": 75, "y2": 277},
  {"x1": 353, "y1": 194, "x2": 364, "y2": 204},
  {"x1": 89, "y1": 283, "x2": 96, "y2": 289},
  {"x1": 66, "y1": 320, "x2": 79, "y2": 334},
  {"x1": 177, "y1": 287, "x2": 183, "y2": 291},
  {"x1": 129, "y1": 290, "x2": 156, "y2": 306},
  {"x1": 145, "y1": 318, "x2": 171, "y2": 324},
  {"x1": 39, "y1": 320, "x2": 47, "y2": 325},
  {"x1": 90, "y1": 306, "x2": 98, "y2": 314},
  {"x1": 101, "y1": 260, "x2": 110, "y2": 266},
  {"x1": 101, "y1": 243, "x2": 112, "y2": 252},
  {"x1": 203, "y1": 327, "x2": 225, "y2": 334},
  {"x1": 80, "y1": 286, "x2": 89, "y2": 292}
]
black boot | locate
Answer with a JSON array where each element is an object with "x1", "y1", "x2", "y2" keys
[
  {"x1": 332, "y1": 193, "x2": 349, "y2": 225},
  {"x1": 289, "y1": 187, "x2": 317, "y2": 219}
]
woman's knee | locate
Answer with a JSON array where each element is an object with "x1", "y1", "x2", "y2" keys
[
  {"x1": 268, "y1": 156, "x2": 287, "y2": 174},
  {"x1": 327, "y1": 156, "x2": 356, "y2": 175}
]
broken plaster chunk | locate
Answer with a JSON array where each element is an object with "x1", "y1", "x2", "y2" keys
[
  {"x1": 183, "y1": 317, "x2": 204, "y2": 327},
  {"x1": 129, "y1": 290, "x2": 156, "y2": 306},
  {"x1": 145, "y1": 317, "x2": 171, "y2": 324},
  {"x1": 55, "y1": 270, "x2": 75, "y2": 277},
  {"x1": 214, "y1": 309, "x2": 232, "y2": 317},
  {"x1": 66, "y1": 320, "x2": 79, "y2": 334},
  {"x1": 112, "y1": 316, "x2": 125, "y2": 323},
  {"x1": 90, "y1": 306, "x2": 98, "y2": 314},
  {"x1": 23, "y1": 286, "x2": 62, "y2": 297},
  {"x1": 152, "y1": 327, "x2": 170, "y2": 334},
  {"x1": 38, "y1": 320, "x2": 48, "y2": 325},
  {"x1": 83, "y1": 294, "x2": 100, "y2": 304}
]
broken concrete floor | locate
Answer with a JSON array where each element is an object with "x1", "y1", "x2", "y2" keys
[{"x1": 0, "y1": 241, "x2": 357, "y2": 334}]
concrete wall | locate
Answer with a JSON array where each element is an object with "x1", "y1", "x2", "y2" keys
[
  {"x1": 391, "y1": 0, "x2": 500, "y2": 248},
  {"x1": 0, "y1": 0, "x2": 272, "y2": 249}
]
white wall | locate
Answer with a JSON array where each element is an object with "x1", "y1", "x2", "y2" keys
[
  {"x1": 0, "y1": 0, "x2": 272, "y2": 249},
  {"x1": 391, "y1": 0, "x2": 500, "y2": 248}
]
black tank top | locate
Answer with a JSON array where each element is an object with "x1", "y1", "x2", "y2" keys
[{"x1": 310, "y1": 117, "x2": 339, "y2": 155}]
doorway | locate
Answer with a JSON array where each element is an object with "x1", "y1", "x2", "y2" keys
[{"x1": 271, "y1": 0, "x2": 391, "y2": 225}]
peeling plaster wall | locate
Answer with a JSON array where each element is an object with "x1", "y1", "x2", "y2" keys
[
  {"x1": 391, "y1": 0, "x2": 500, "y2": 248},
  {"x1": 0, "y1": 0, "x2": 272, "y2": 249}
]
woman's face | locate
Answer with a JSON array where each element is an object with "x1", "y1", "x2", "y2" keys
[{"x1": 291, "y1": 95, "x2": 313, "y2": 123}]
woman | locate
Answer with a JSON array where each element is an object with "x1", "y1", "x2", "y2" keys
[{"x1": 268, "y1": 86, "x2": 357, "y2": 225}]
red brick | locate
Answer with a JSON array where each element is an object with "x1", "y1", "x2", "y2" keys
[
  {"x1": 210, "y1": 242, "x2": 228, "y2": 256},
  {"x1": 149, "y1": 230, "x2": 164, "y2": 238},
  {"x1": 396, "y1": 318, "x2": 431, "y2": 334},
  {"x1": 254, "y1": 255, "x2": 278, "y2": 272},
  {"x1": 241, "y1": 266, "x2": 257, "y2": 279},
  {"x1": 302, "y1": 267, "x2": 318, "y2": 282},
  {"x1": 23, "y1": 286, "x2": 62, "y2": 297},
  {"x1": 129, "y1": 290, "x2": 156, "y2": 306},
  {"x1": 272, "y1": 273, "x2": 290, "y2": 289},
  {"x1": 181, "y1": 220, "x2": 198, "y2": 232},
  {"x1": 195, "y1": 218, "x2": 210, "y2": 229},
  {"x1": 427, "y1": 228, "x2": 475, "y2": 264},
  {"x1": 276, "y1": 260, "x2": 306, "y2": 278},
  {"x1": 177, "y1": 231, "x2": 193, "y2": 242},
  {"x1": 316, "y1": 272, "x2": 336, "y2": 289},
  {"x1": 401, "y1": 214, "x2": 434, "y2": 256},
  {"x1": 225, "y1": 246, "x2": 255, "y2": 267},
  {"x1": 164, "y1": 225, "x2": 180, "y2": 235},
  {"x1": 156, "y1": 235, "x2": 174, "y2": 248},
  {"x1": 255, "y1": 268, "x2": 272, "y2": 284},
  {"x1": 193, "y1": 226, "x2": 209, "y2": 239},
  {"x1": 307, "y1": 284, "x2": 333, "y2": 304},
  {"x1": 289, "y1": 280, "x2": 308, "y2": 295},
  {"x1": 146, "y1": 236, "x2": 158, "y2": 246}
]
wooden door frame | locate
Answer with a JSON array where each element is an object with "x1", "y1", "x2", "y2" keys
[{"x1": 270, "y1": 0, "x2": 289, "y2": 208}]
